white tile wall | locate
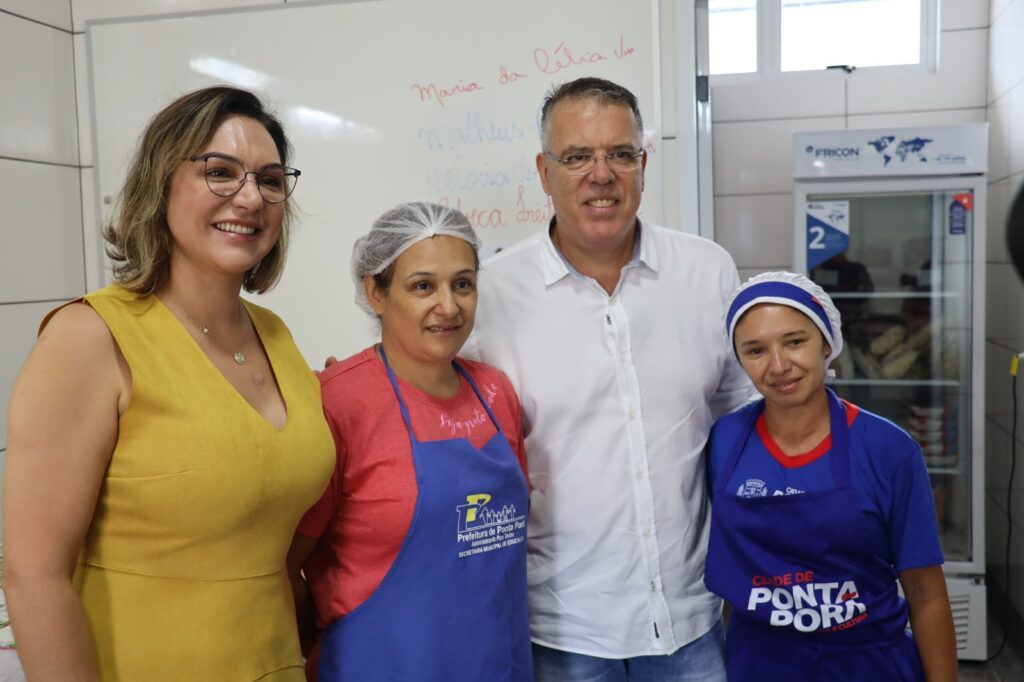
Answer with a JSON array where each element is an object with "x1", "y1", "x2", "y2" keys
[
  {"x1": 848, "y1": 29, "x2": 988, "y2": 115},
  {"x1": 847, "y1": 107, "x2": 986, "y2": 129},
  {"x1": 985, "y1": 493, "x2": 1024, "y2": 612},
  {"x1": 0, "y1": 302, "x2": 62, "y2": 452},
  {"x1": 0, "y1": 12, "x2": 77, "y2": 164},
  {"x1": 1012, "y1": 83, "x2": 1024, "y2": 175},
  {"x1": 988, "y1": 0, "x2": 1023, "y2": 104},
  {"x1": 991, "y1": 0, "x2": 1015, "y2": 24},
  {"x1": 737, "y1": 266, "x2": 771, "y2": 282},
  {"x1": 942, "y1": 0, "x2": 989, "y2": 30},
  {"x1": 74, "y1": 33, "x2": 93, "y2": 167},
  {"x1": 658, "y1": 137, "x2": 681, "y2": 231},
  {"x1": 0, "y1": 160, "x2": 84, "y2": 304},
  {"x1": 986, "y1": 264, "x2": 1024, "y2": 341},
  {"x1": 713, "y1": 116, "x2": 843, "y2": 196},
  {"x1": 714, "y1": 193, "x2": 793, "y2": 269},
  {"x1": 659, "y1": 0, "x2": 678, "y2": 139},
  {"x1": 1, "y1": 0, "x2": 72, "y2": 30},
  {"x1": 988, "y1": 178, "x2": 1010, "y2": 262},
  {"x1": 1013, "y1": 0, "x2": 1024, "y2": 95},
  {"x1": 989, "y1": 92, "x2": 1012, "y2": 180},
  {"x1": 71, "y1": 0, "x2": 278, "y2": 32},
  {"x1": 81, "y1": 167, "x2": 108, "y2": 291},
  {"x1": 712, "y1": 73, "x2": 846, "y2": 123}
]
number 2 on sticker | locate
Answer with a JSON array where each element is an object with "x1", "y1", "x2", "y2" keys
[{"x1": 808, "y1": 226, "x2": 825, "y2": 249}]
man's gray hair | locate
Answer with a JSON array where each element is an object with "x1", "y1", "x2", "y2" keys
[{"x1": 540, "y1": 77, "x2": 644, "y2": 151}]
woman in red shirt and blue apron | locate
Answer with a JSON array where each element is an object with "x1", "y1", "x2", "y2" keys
[
  {"x1": 287, "y1": 202, "x2": 532, "y2": 681},
  {"x1": 704, "y1": 272, "x2": 957, "y2": 681}
]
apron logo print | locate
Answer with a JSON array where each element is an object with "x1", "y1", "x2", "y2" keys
[
  {"x1": 737, "y1": 479, "x2": 768, "y2": 497},
  {"x1": 455, "y1": 493, "x2": 526, "y2": 559},
  {"x1": 747, "y1": 571, "x2": 868, "y2": 633}
]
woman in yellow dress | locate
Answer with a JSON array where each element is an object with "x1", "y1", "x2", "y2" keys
[{"x1": 3, "y1": 87, "x2": 335, "y2": 681}]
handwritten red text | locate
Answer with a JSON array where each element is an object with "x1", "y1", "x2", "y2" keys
[{"x1": 411, "y1": 79, "x2": 486, "y2": 109}]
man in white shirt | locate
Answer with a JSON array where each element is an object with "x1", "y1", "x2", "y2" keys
[{"x1": 466, "y1": 77, "x2": 755, "y2": 681}]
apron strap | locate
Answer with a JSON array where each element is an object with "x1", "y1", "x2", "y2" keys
[
  {"x1": 715, "y1": 399, "x2": 765, "y2": 494},
  {"x1": 453, "y1": 360, "x2": 502, "y2": 432},
  {"x1": 379, "y1": 346, "x2": 502, "y2": 442},
  {"x1": 380, "y1": 345, "x2": 417, "y2": 437},
  {"x1": 825, "y1": 387, "x2": 853, "y2": 489}
]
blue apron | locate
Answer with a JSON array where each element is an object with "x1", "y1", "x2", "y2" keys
[
  {"x1": 317, "y1": 349, "x2": 533, "y2": 682},
  {"x1": 704, "y1": 389, "x2": 925, "y2": 680}
]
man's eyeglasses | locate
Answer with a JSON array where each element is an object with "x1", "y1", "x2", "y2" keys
[
  {"x1": 544, "y1": 149, "x2": 645, "y2": 176},
  {"x1": 188, "y1": 153, "x2": 301, "y2": 204}
]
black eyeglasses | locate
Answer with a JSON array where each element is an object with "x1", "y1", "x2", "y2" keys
[
  {"x1": 188, "y1": 152, "x2": 300, "y2": 203},
  {"x1": 544, "y1": 149, "x2": 645, "y2": 176}
]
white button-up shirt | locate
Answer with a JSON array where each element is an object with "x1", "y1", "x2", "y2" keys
[{"x1": 465, "y1": 222, "x2": 756, "y2": 658}]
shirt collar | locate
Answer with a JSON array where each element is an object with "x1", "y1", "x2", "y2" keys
[{"x1": 540, "y1": 217, "x2": 658, "y2": 286}]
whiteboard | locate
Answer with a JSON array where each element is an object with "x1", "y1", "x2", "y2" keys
[{"x1": 88, "y1": 0, "x2": 663, "y2": 366}]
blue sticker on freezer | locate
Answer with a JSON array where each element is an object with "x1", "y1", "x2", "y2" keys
[
  {"x1": 949, "y1": 194, "x2": 972, "y2": 235},
  {"x1": 806, "y1": 201, "x2": 850, "y2": 270}
]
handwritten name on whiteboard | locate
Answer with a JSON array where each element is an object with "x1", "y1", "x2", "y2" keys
[{"x1": 410, "y1": 34, "x2": 637, "y2": 108}]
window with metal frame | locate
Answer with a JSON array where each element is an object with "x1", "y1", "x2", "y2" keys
[{"x1": 709, "y1": 0, "x2": 937, "y2": 78}]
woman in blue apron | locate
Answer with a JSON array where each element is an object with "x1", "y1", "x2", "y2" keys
[
  {"x1": 287, "y1": 202, "x2": 532, "y2": 681},
  {"x1": 704, "y1": 272, "x2": 957, "y2": 681}
]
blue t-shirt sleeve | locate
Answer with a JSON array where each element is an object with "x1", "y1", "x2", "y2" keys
[{"x1": 886, "y1": 431, "x2": 944, "y2": 572}]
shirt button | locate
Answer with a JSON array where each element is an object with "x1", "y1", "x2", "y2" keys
[
  {"x1": 636, "y1": 470, "x2": 644, "y2": 480},
  {"x1": 628, "y1": 408, "x2": 637, "y2": 420},
  {"x1": 643, "y1": 528, "x2": 651, "y2": 538}
]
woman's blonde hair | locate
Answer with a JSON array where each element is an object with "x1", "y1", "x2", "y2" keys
[{"x1": 103, "y1": 86, "x2": 294, "y2": 295}]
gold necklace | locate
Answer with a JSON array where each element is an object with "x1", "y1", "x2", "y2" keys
[{"x1": 181, "y1": 305, "x2": 247, "y2": 366}]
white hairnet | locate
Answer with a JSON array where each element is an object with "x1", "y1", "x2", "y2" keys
[
  {"x1": 724, "y1": 271, "x2": 844, "y2": 378},
  {"x1": 352, "y1": 201, "x2": 481, "y2": 318}
]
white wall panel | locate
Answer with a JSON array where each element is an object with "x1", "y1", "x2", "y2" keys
[
  {"x1": 987, "y1": 264, "x2": 1024, "y2": 342},
  {"x1": 659, "y1": 137, "x2": 681, "y2": 230},
  {"x1": 659, "y1": 0, "x2": 677, "y2": 138},
  {"x1": 847, "y1": 107, "x2": 986, "y2": 129},
  {"x1": 71, "y1": 0, "x2": 279, "y2": 32},
  {"x1": 848, "y1": 29, "x2": 988, "y2": 115},
  {"x1": 941, "y1": 0, "x2": 989, "y2": 30},
  {"x1": 713, "y1": 116, "x2": 842, "y2": 196},
  {"x1": 1012, "y1": 83, "x2": 1024, "y2": 175},
  {"x1": 1, "y1": 0, "x2": 72, "y2": 30},
  {"x1": 987, "y1": 178, "x2": 1010, "y2": 262},
  {"x1": 988, "y1": 1, "x2": 1015, "y2": 103},
  {"x1": 984, "y1": 493, "x2": 1024, "y2": 614},
  {"x1": 74, "y1": 33, "x2": 93, "y2": 167},
  {"x1": 991, "y1": 0, "x2": 1015, "y2": 24},
  {"x1": 711, "y1": 74, "x2": 846, "y2": 123},
  {"x1": 0, "y1": 13, "x2": 77, "y2": 164},
  {"x1": 0, "y1": 302, "x2": 60, "y2": 452},
  {"x1": 0, "y1": 160, "x2": 84, "y2": 304},
  {"x1": 986, "y1": 417, "x2": 1024, "y2": 493},
  {"x1": 714, "y1": 193, "x2": 792, "y2": 269},
  {"x1": 81, "y1": 167, "x2": 109, "y2": 291},
  {"x1": 1009, "y1": 0, "x2": 1024, "y2": 92},
  {"x1": 737, "y1": 266, "x2": 770, "y2": 282},
  {"x1": 989, "y1": 92, "x2": 1011, "y2": 180}
]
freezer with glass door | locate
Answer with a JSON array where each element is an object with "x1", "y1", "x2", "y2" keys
[{"x1": 792, "y1": 124, "x2": 988, "y2": 660}]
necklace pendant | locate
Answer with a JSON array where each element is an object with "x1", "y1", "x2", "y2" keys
[
  {"x1": 199, "y1": 324, "x2": 209, "y2": 335},
  {"x1": 233, "y1": 352, "x2": 247, "y2": 365}
]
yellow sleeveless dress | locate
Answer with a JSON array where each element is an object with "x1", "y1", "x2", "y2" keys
[{"x1": 66, "y1": 286, "x2": 334, "y2": 681}]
